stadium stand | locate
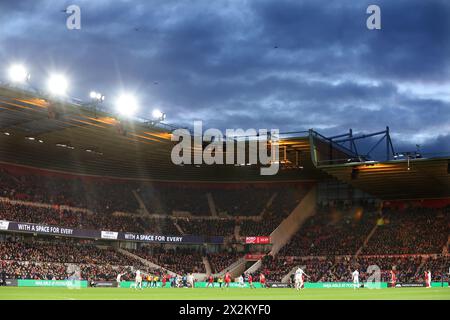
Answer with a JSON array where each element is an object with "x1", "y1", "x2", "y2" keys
[
  {"x1": 0, "y1": 163, "x2": 449, "y2": 285},
  {"x1": 0, "y1": 238, "x2": 161, "y2": 281},
  {"x1": 128, "y1": 246, "x2": 206, "y2": 274}
]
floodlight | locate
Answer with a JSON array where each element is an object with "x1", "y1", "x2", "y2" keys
[
  {"x1": 47, "y1": 74, "x2": 68, "y2": 96},
  {"x1": 8, "y1": 64, "x2": 29, "y2": 83},
  {"x1": 115, "y1": 93, "x2": 138, "y2": 117}
]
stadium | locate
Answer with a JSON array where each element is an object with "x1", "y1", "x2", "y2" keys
[{"x1": 0, "y1": 1, "x2": 449, "y2": 302}]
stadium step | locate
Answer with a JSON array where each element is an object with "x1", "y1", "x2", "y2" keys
[
  {"x1": 243, "y1": 186, "x2": 317, "y2": 276},
  {"x1": 202, "y1": 256, "x2": 212, "y2": 275},
  {"x1": 269, "y1": 186, "x2": 317, "y2": 256},
  {"x1": 132, "y1": 190, "x2": 150, "y2": 216},
  {"x1": 174, "y1": 221, "x2": 186, "y2": 235},
  {"x1": 259, "y1": 192, "x2": 278, "y2": 217},
  {"x1": 234, "y1": 224, "x2": 241, "y2": 239},
  {"x1": 221, "y1": 257, "x2": 247, "y2": 279},
  {"x1": 117, "y1": 248, "x2": 179, "y2": 276},
  {"x1": 281, "y1": 265, "x2": 299, "y2": 283},
  {"x1": 355, "y1": 223, "x2": 379, "y2": 257}
]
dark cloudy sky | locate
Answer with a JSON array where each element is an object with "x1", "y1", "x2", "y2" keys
[{"x1": 0, "y1": 0, "x2": 449, "y2": 157}]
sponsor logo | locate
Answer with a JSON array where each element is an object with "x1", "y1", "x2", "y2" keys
[
  {"x1": 395, "y1": 283, "x2": 425, "y2": 288},
  {"x1": 0, "y1": 220, "x2": 9, "y2": 231},
  {"x1": 92, "y1": 281, "x2": 117, "y2": 287},
  {"x1": 267, "y1": 282, "x2": 291, "y2": 288},
  {"x1": 245, "y1": 237, "x2": 257, "y2": 244},
  {"x1": 245, "y1": 236, "x2": 271, "y2": 244},
  {"x1": 101, "y1": 231, "x2": 118, "y2": 240}
]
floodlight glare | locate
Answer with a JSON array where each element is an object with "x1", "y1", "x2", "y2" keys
[
  {"x1": 8, "y1": 64, "x2": 29, "y2": 83},
  {"x1": 116, "y1": 94, "x2": 138, "y2": 117},
  {"x1": 47, "y1": 74, "x2": 68, "y2": 96},
  {"x1": 90, "y1": 91, "x2": 97, "y2": 99},
  {"x1": 152, "y1": 109, "x2": 164, "y2": 120}
]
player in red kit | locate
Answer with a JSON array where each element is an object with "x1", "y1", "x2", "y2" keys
[
  {"x1": 162, "y1": 274, "x2": 167, "y2": 288},
  {"x1": 390, "y1": 270, "x2": 396, "y2": 287},
  {"x1": 207, "y1": 275, "x2": 214, "y2": 288},
  {"x1": 248, "y1": 274, "x2": 255, "y2": 289},
  {"x1": 260, "y1": 273, "x2": 267, "y2": 288},
  {"x1": 224, "y1": 272, "x2": 231, "y2": 288}
]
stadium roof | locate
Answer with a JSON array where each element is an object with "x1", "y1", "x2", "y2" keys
[
  {"x1": 1, "y1": 85, "x2": 449, "y2": 200},
  {"x1": 318, "y1": 158, "x2": 450, "y2": 200},
  {"x1": 0, "y1": 85, "x2": 327, "y2": 181}
]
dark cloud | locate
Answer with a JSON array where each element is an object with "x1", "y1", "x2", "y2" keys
[{"x1": 0, "y1": 0, "x2": 449, "y2": 159}]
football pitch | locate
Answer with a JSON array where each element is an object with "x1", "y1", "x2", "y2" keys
[{"x1": 0, "y1": 287, "x2": 449, "y2": 300}]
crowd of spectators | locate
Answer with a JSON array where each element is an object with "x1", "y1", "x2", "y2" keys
[
  {"x1": 0, "y1": 200, "x2": 288, "y2": 238},
  {"x1": 256, "y1": 254, "x2": 449, "y2": 283},
  {"x1": 129, "y1": 246, "x2": 206, "y2": 275},
  {"x1": 207, "y1": 251, "x2": 241, "y2": 273},
  {"x1": 0, "y1": 201, "x2": 177, "y2": 234},
  {"x1": 0, "y1": 168, "x2": 139, "y2": 213},
  {"x1": 138, "y1": 184, "x2": 211, "y2": 216},
  {"x1": 265, "y1": 186, "x2": 309, "y2": 218},
  {"x1": 256, "y1": 255, "x2": 334, "y2": 282},
  {"x1": 279, "y1": 204, "x2": 379, "y2": 256},
  {"x1": 212, "y1": 187, "x2": 274, "y2": 216},
  {"x1": 0, "y1": 166, "x2": 311, "y2": 239},
  {"x1": 0, "y1": 241, "x2": 139, "y2": 265},
  {"x1": 177, "y1": 218, "x2": 236, "y2": 236},
  {"x1": 363, "y1": 207, "x2": 449, "y2": 255},
  {"x1": 0, "y1": 239, "x2": 159, "y2": 281},
  {"x1": 0, "y1": 260, "x2": 163, "y2": 282},
  {"x1": 318, "y1": 255, "x2": 449, "y2": 283},
  {"x1": 0, "y1": 241, "x2": 135, "y2": 265},
  {"x1": 239, "y1": 217, "x2": 283, "y2": 236}
]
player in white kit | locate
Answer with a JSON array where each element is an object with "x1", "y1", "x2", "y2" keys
[
  {"x1": 188, "y1": 273, "x2": 195, "y2": 288},
  {"x1": 352, "y1": 269, "x2": 360, "y2": 290},
  {"x1": 426, "y1": 270, "x2": 432, "y2": 288},
  {"x1": 116, "y1": 273, "x2": 123, "y2": 288},
  {"x1": 238, "y1": 275, "x2": 245, "y2": 288},
  {"x1": 294, "y1": 267, "x2": 309, "y2": 291},
  {"x1": 135, "y1": 270, "x2": 143, "y2": 290}
]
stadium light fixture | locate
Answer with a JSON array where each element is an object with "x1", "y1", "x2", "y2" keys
[
  {"x1": 115, "y1": 93, "x2": 138, "y2": 117},
  {"x1": 90, "y1": 90, "x2": 105, "y2": 102},
  {"x1": 47, "y1": 74, "x2": 68, "y2": 96},
  {"x1": 8, "y1": 64, "x2": 30, "y2": 83}
]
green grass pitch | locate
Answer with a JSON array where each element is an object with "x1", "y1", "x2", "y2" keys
[{"x1": 0, "y1": 287, "x2": 449, "y2": 300}]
